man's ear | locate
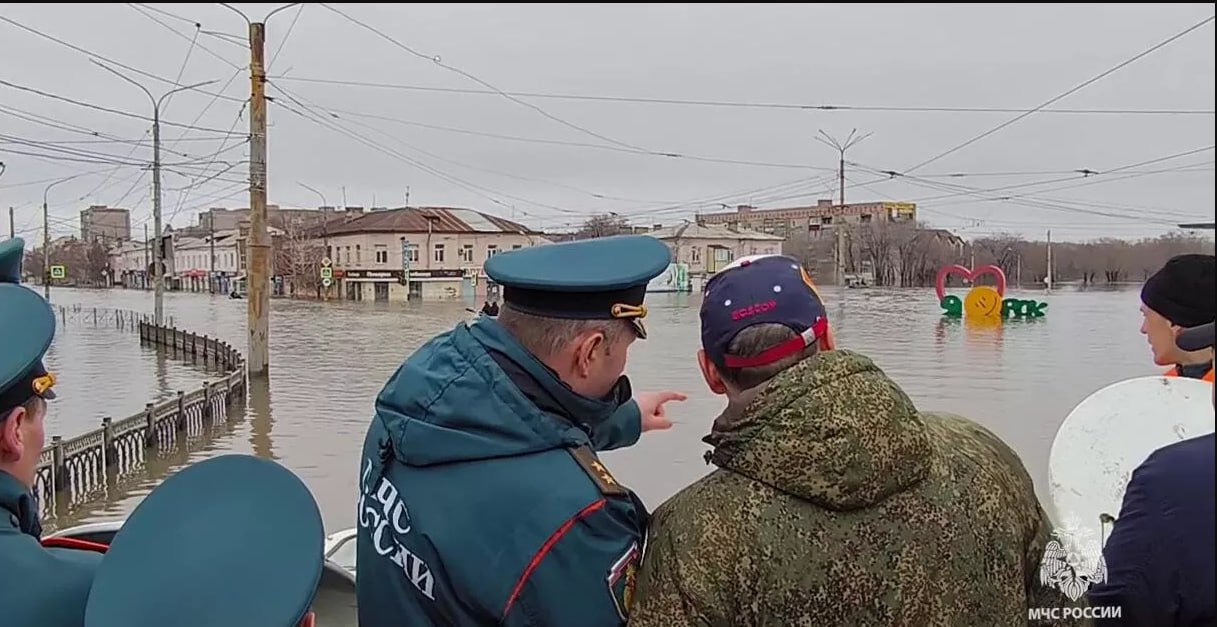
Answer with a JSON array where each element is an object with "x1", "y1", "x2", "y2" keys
[
  {"x1": 0, "y1": 406, "x2": 25, "y2": 460},
  {"x1": 697, "y1": 349, "x2": 728, "y2": 396},
  {"x1": 572, "y1": 331, "x2": 605, "y2": 378}
]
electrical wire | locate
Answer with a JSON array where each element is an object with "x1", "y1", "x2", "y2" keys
[
  {"x1": 268, "y1": 76, "x2": 1217, "y2": 116},
  {"x1": 902, "y1": 13, "x2": 1216, "y2": 174}
]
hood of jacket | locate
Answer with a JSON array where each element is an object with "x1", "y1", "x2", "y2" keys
[
  {"x1": 705, "y1": 349, "x2": 932, "y2": 511},
  {"x1": 372, "y1": 318, "x2": 629, "y2": 467}
]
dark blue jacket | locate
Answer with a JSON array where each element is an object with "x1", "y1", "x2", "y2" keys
[
  {"x1": 0, "y1": 471, "x2": 102, "y2": 627},
  {"x1": 355, "y1": 318, "x2": 648, "y2": 627},
  {"x1": 1087, "y1": 433, "x2": 1215, "y2": 626}
]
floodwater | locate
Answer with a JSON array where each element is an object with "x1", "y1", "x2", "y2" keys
[{"x1": 43, "y1": 284, "x2": 1160, "y2": 532}]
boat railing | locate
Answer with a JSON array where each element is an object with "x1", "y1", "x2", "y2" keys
[{"x1": 34, "y1": 319, "x2": 247, "y2": 528}]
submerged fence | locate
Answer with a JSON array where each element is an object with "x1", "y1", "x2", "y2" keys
[{"x1": 34, "y1": 319, "x2": 245, "y2": 525}]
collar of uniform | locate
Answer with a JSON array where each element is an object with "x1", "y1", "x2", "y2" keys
[
  {"x1": 0, "y1": 469, "x2": 41, "y2": 537},
  {"x1": 468, "y1": 317, "x2": 626, "y2": 433},
  {"x1": 701, "y1": 383, "x2": 768, "y2": 455}
]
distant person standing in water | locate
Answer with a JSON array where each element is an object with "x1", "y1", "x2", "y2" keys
[
  {"x1": 1139, "y1": 253, "x2": 1214, "y2": 382},
  {"x1": 630, "y1": 254, "x2": 1081, "y2": 626}
]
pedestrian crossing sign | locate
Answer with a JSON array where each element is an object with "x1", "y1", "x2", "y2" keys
[
  {"x1": 50, "y1": 265, "x2": 66, "y2": 279},
  {"x1": 320, "y1": 266, "x2": 333, "y2": 280}
]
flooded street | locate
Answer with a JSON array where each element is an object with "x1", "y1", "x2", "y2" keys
[{"x1": 45, "y1": 285, "x2": 1156, "y2": 531}]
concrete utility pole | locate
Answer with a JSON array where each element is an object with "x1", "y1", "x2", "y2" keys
[
  {"x1": 247, "y1": 20, "x2": 270, "y2": 376},
  {"x1": 221, "y1": 2, "x2": 298, "y2": 377},
  {"x1": 208, "y1": 208, "x2": 216, "y2": 294},
  {"x1": 816, "y1": 129, "x2": 872, "y2": 284},
  {"x1": 144, "y1": 224, "x2": 149, "y2": 288},
  {"x1": 8, "y1": 207, "x2": 13, "y2": 240},
  {"x1": 92, "y1": 60, "x2": 215, "y2": 325}
]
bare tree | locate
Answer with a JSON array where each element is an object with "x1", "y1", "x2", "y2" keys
[
  {"x1": 274, "y1": 215, "x2": 325, "y2": 298},
  {"x1": 573, "y1": 213, "x2": 631, "y2": 239}
]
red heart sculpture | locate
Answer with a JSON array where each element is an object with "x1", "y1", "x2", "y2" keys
[{"x1": 935, "y1": 264, "x2": 1007, "y2": 301}]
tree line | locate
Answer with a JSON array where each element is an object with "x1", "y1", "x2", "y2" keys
[{"x1": 572, "y1": 212, "x2": 1214, "y2": 288}]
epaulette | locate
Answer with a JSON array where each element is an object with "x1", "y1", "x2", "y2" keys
[{"x1": 568, "y1": 446, "x2": 628, "y2": 496}]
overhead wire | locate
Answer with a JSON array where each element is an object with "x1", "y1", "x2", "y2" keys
[
  {"x1": 901, "y1": 13, "x2": 1216, "y2": 174},
  {"x1": 268, "y1": 76, "x2": 1217, "y2": 116}
]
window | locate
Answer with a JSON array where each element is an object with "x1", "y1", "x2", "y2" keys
[
  {"x1": 344, "y1": 246, "x2": 351, "y2": 264},
  {"x1": 860, "y1": 214, "x2": 872, "y2": 224},
  {"x1": 487, "y1": 244, "x2": 499, "y2": 258},
  {"x1": 375, "y1": 244, "x2": 388, "y2": 264},
  {"x1": 512, "y1": 244, "x2": 523, "y2": 250},
  {"x1": 434, "y1": 244, "x2": 445, "y2": 263},
  {"x1": 822, "y1": 217, "x2": 833, "y2": 225},
  {"x1": 459, "y1": 244, "x2": 474, "y2": 263},
  {"x1": 691, "y1": 246, "x2": 701, "y2": 263},
  {"x1": 355, "y1": 245, "x2": 361, "y2": 264}
]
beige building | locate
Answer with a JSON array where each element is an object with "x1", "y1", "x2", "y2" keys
[
  {"x1": 314, "y1": 207, "x2": 550, "y2": 302},
  {"x1": 645, "y1": 222, "x2": 785, "y2": 286},
  {"x1": 80, "y1": 205, "x2": 131, "y2": 244},
  {"x1": 697, "y1": 199, "x2": 917, "y2": 237}
]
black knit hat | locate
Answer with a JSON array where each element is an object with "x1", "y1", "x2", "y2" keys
[{"x1": 1140, "y1": 254, "x2": 1216, "y2": 328}]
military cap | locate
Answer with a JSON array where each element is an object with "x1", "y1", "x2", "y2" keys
[
  {"x1": 0, "y1": 237, "x2": 57, "y2": 418},
  {"x1": 483, "y1": 234, "x2": 672, "y2": 338},
  {"x1": 85, "y1": 454, "x2": 325, "y2": 627}
]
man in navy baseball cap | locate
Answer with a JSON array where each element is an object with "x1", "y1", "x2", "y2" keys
[
  {"x1": 632, "y1": 253, "x2": 1068, "y2": 625},
  {"x1": 696, "y1": 254, "x2": 834, "y2": 391}
]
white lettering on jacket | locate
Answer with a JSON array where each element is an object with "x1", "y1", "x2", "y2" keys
[{"x1": 358, "y1": 457, "x2": 435, "y2": 600}]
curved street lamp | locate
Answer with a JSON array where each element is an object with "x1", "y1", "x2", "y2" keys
[{"x1": 91, "y1": 59, "x2": 216, "y2": 325}]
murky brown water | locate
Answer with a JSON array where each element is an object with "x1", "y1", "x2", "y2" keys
[{"x1": 45, "y1": 284, "x2": 1158, "y2": 532}]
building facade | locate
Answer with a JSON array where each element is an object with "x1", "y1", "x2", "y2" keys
[
  {"x1": 313, "y1": 207, "x2": 549, "y2": 302},
  {"x1": 645, "y1": 223, "x2": 785, "y2": 289},
  {"x1": 80, "y1": 205, "x2": 132, "y2": 244},
  {"x1": 697, "y1": 199, "x2": 917, "y2": 237}
]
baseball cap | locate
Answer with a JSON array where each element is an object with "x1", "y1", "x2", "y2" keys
[
  {"x1": 1176, "y1": 321, "x2": 1215, "y2": 352},
  {"x1": 700, "y1": 254, "x2": 829, "y2": 368}
]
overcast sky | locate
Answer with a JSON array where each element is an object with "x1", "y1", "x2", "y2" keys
[{"x1": 1, "y1": 3, "x2": 1213, "y2": 243}]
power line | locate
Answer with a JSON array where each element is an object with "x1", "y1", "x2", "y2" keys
[
  {"x1": 318, "y1": 3, "x2": 657, "y2": 155},
  {"x1": 268, "y1": 76, "x2": 1217, "y2": 116},
  {"x1": 125, "y1": 3, "x2": 244, "y2": 70},
  {"x1": 0, "y1": 78, "x2": 246, "y2": 135},
  {"x1": 903, "y1": 13, "x2": 1216, "y2": 174},
  {"x1": 0, "y1": 15, "x2": 246, "y2": 105}
]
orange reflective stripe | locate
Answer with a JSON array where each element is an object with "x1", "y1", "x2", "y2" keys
[{"x1": 1164, "y1": 366, "x2": 1215, "y2": 382}]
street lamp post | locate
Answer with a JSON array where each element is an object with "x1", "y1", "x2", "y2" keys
[
  {"x1": 299, "y1": 182, "x2": 330, "y2": 301},
  {"x1": 92, "y1": 60, "x2": 216, "y2": 326},
  {"x1": 42, "y1": 174, "x2": 84, "y2": 300}
]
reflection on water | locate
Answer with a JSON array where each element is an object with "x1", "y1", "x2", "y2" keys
[{"x1": 48, "y1": 285, "x2": 1160, "y2": 530}]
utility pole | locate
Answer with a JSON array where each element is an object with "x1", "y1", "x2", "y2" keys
[
  {"x1": 144, "y1": 224, "x2": 149, "y2": 289},
  {"x1": 208, "y1": 208, "x2": 216, "y2": 294},
  {"x1": 816, "y1": 129, "x2": 872, "y2": 285},
  {"x1": 1045, "y1": 229, "x2": 1054, "y2": 292},
  {"x1": 8, "y1": 207, "x2": 13, "y2": 240},
  {"x1": 91, "y1": 61, "x2": 215, "y2": 325},
  {"x1": 247, "y1": 20, "x2": 271, "y2": 376},
  {"x1": 42, "y1": 174, "x2": 80, "y2": 300}
]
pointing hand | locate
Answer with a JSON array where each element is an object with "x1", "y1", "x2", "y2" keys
[{"x1": 636, "y1": 391, "x2": 688, "y2": 433}]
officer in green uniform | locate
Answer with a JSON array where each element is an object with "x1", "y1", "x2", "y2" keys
[
  {"x1": 83, "y1": 454, "x2": 327, "y2": 627},
  {"x1": 0, "y1": 237, "x2": 103, "y2": 627},
  {"x1": 357, "y1": 234, "x2": 687, "y2": 626}
]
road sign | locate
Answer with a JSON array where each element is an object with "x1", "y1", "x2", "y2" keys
[
  {"x1": 321, "y1": 257, "x2": 333, "y2": 267},
  {"x1": 50, "y1": 265, "x2": 66, "y2": 280},
  {"x1": 320, "y1": 267, "x2": 333, "y2": 279},
  {"x1": 321, "y1": 277, "x2": 333, "y2": 288}
]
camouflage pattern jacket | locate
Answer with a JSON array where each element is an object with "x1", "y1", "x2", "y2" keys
[{"x1": 630, "y1": 350, "x2": 1084, "y2": 627}]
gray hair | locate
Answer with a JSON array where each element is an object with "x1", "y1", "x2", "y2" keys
[
  {"x1": 496, "y1": 302, "x2": 632, "y2": 359},
  {"x1": 719, "y1": 323, "x2": 818, "y2": 391}
]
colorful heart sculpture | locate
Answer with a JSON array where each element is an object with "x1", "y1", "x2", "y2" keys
[{"x1": 935, "y1": 264, "x2": 1007, "y2": 301}]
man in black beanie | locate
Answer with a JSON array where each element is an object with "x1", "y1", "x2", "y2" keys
[{"x1": 1139, "y1": 253, "x2": 1215, "y2": 381}]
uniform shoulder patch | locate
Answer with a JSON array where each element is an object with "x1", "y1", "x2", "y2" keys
[
  {"x1": 568, "y1": 446, "x2": 628, "y2": 496},
  {"x1": 607, "y1": 541, "x2": 641, "y2": 621}
]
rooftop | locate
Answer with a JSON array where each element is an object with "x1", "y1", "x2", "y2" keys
[
  {"x1": 307, "y1": 206, "x2": 538, "y2": 237},
  {"x1": 646, "y1": 222, "x2": 785, "y2": 241}
]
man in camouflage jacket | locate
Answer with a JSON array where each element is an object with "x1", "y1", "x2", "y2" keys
[{"x1": 630, "y1": 254, "x2": 1084, "y2": 626}]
